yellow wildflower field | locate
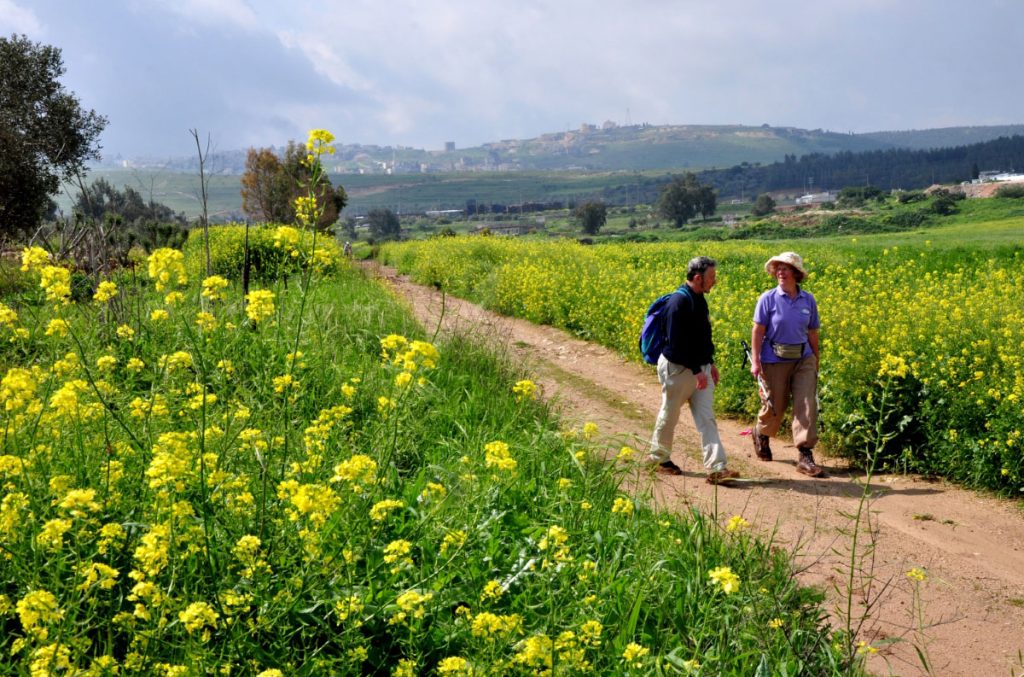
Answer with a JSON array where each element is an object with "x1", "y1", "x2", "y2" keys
[{"x1": 383, "y1": 237, "x2": 1023, "y2": 493}]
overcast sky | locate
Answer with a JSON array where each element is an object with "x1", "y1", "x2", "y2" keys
[{"x1": 4, "y1": 0, "x2": 1022, "y2": 159}]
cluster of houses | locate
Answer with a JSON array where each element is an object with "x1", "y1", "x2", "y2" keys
[
  {"x1": 794, "y1": 191, "x2": 837, "y2": 205},
  {"x1": 970, "y1": 170, "x2": 1024, "y2": 184}
]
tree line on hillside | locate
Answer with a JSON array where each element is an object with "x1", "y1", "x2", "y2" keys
[
  {"x1": 571, "y1": 135, "x2": 1024, "y2": 209},
  {"x1": 695, "y1": 135, "x2": 1024, "y2": 197}
]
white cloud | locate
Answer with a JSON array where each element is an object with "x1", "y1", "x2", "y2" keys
[
  {"x1": 0, "y1": 0, "x2": 43, "y2": 35},
  {"x1": 15, "y1": 0, "x2": 1023, "y2": 155},
  {"x1": 134, "y1": 0, "x2": 259, "y2": 31},
  {"x1": 276, "y1": 31, "x2": 372, "y2": 91}
]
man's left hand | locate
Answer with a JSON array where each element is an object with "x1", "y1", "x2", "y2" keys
[
  {"x1": 710, "y1": 364, "x2": 720, "y2": 386},
  {"x1": 695, "y1": 371, "x2": 708, "y2": 390}
]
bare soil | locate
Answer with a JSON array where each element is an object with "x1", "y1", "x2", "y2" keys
[{"x1": 366, "y1": 262, "x2": 1024, "y2": 677}]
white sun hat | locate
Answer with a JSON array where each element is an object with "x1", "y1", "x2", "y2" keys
[{"x1": 764, "y1": 251, "x2": 807, "y2": 278}]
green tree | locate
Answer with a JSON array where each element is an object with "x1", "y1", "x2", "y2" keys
[
  {"x1": 281, "y1": 141, "x2": 347, "y2": 229},
  {"x1": 73, "y1": 178, "x2": 185, "y2": 225},
  {"x1": 751, "y1": 193, "x2": 776, "y2": 217},
  {"x1": 239, "y1": 142, "x2": 348, "y2": 229},
  {"x1": 0, "y1": 34, "x2": 107, "y2": 236},
  {"x1": 574, "y1": 200, "x2": 607, "y2": 235},
  {"x1": 60, "y1": 178, "x2": 188, "y2": 258},
  {"x1": 240, "y1": 148, "x2": 291, "y2": 222},
  {"x1": 697, "y1": 184, "x2": 717, "y2": 220},
  {"x1": 656, "y1": 173, "x2": 715, "y2": 227},
  {"x1": 367, "y1": 208, "x2": 401, "y2": 241},
  {"x1": 340, "y1": 216, "x2": 358, "y2": 240}
]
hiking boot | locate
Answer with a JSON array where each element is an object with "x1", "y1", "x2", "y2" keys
[
  {"x1": 657, "y1": 460, "x2": 684, "y2": 476},
  {"x1": 752, "y1": 432, "x2": 772, "y2": 461},
  {"x1": 706, "y1": 469, "x2": 740, "y2": 485},
  {"x1": 796, "y1": 448, "x2": 824, "y2": 477}
]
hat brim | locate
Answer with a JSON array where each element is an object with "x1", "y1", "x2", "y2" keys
[{"x1": 765, "y1": 257, "x2": 807, "y2": 276}]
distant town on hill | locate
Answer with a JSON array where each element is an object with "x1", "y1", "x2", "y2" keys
[{"x1": 99, "y1": 123, "x2": 1024, "y2": 175}]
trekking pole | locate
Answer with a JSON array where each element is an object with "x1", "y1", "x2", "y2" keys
[{"x1": 741, "y1": 340, "x2": 775, "y2": 416}]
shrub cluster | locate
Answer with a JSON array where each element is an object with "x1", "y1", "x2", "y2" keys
[
  {"x1": 995, "y1": 183, "x2": 1024, "y2": 199},
  {"x1": 182, "y1": 223, "x2": 342, "y2": 281}
]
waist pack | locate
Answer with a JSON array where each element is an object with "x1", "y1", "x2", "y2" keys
[{"x1": 771, "y1": 341, "x2": 806, "y2": 360}]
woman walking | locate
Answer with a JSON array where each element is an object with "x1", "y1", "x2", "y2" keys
[{"x1": 749, "y1": 252, "x2": 825, "y2": 477}]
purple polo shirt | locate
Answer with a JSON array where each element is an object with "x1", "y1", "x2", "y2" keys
[{"x1": 753, "y1": 286, "x2": 820, "y2": 363}]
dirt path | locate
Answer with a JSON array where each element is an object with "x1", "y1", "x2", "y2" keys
[{"x1": 366, "y1": 262, "x2": 1024, "y2": 677}]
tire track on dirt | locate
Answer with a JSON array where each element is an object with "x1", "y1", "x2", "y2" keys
[{"x1": 365, "y1": 261, "x2": 1024, "y2": 677}]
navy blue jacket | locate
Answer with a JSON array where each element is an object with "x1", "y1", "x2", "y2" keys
[{"x1": 661, "y1": 284, "x2": 714, "y2": 373}]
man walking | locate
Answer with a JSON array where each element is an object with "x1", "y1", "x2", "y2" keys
[{"x1": 648, "y1": 256, "x2": 739, "y2": 484}]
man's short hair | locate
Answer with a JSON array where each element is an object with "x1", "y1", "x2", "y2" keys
[{"x1": 686, "y1": 256, "x2": 717, "y2": 281}]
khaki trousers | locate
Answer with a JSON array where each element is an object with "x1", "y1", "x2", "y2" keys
[
  {"x1": 648, "y1": 355, "x2": 728, "y2": 471},
  {"x1": 756, "y1": 357, "x2": 818, "y2": 449}
]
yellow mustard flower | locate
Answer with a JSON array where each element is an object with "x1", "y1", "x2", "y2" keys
[
  {"x1": 370, "y1": 499, "x2": 405, "y2": 522},
  {"x1": 94, "y1": 280, "x2": 118, "y2": 302},
  {"x1": 20, "y1": 246, "x2": 50, "y2": 272},
  {"x1": 147, "y1": 248, "x2": 188, "y2": 292},
  {"x1": 612, "y1": 497, "x2": 634, "y2": 515},
  {"x1": 622, "y1": 642, "x2": 650, "y2": 668},
  {"x1": 45, "y1": 318, "x2": 69, "y2": 337},
  {"x1": 40, "y1": 266, "x2": 71, "y2": 303},
  {"x1": 246, "y1": 289, "x2": 275, "y2": 323},
  {"x1": 708, "y1": 565, "x2": 741, "y2": 594},
  {"x1": 512, "y1": 379, "x2": 538, "y2": 401},
  {"x1": 906, "y1": 567, "x2": 927, "y2": 581},
  {"x1": 726, "y1": 515, "x2": 751, "y2": 533},
  {"x1": 201, "y1": 275, "x2": 229, "y2": 301}
]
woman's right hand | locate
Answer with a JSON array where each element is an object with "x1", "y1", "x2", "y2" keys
[{"x1": 750, "y1": 361, "x2": 761, "y2": 378}]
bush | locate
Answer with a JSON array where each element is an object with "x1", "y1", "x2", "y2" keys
[
  {"x1": 897, "y1": 190, "x2": 926, "y2": 204},
  {"x1": 930, "y1": 187, "x2": 966, "y2": 201},
  {"x1": 881, "y1": 211, "x2": 928, "y2": 229},
  {"x1": 751, "y1": 193, "x2": 776, "y2": 217},
  {"x1": 182, "y1": 223, "x2": 342, "y2": 281},
  {"x1": 837, "y1": 185, "x2": 884, "y2": 207},
  {"x1": 930, "y1": 195, "x2": 959, "y2": 216},
  {"x1": 995, "y1": 183, "x2": 1024, "y2": 198}
]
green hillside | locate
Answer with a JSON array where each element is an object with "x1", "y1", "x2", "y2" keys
[
  {"x1": 60, "y1": 124, "x2": 1024, "y2": 219},
  {"x1": 97, "y1": 124, "x2": 1024, "y2": 176},
  {"x1": 858, "y1": 125, "x2": 1024, "y2": 150},
  {"x1": 55, "y1": 170, "x2": 665, "y2": 220}
]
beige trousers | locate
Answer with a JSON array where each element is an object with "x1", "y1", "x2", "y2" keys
[
  {"x1": 648, "y1": 355, "x2": 728, "y2": 471},
  {"x1": 756, "y1": 357, "x2": 818, "y2": 449}
]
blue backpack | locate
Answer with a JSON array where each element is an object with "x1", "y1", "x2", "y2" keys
[{"x1": 639, "y1": 286, "x2": 690, "y2": 365}]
